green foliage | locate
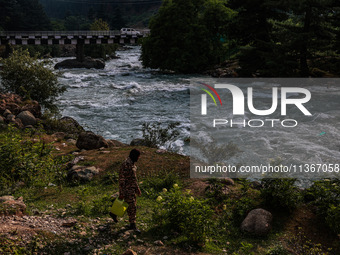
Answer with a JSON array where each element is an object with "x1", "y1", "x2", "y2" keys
[
  {"x1": 75, "y1": 187, "x2": 114, "y2": 217},
  {"x1": 90, "y1": 18, "x2": 109, "y2": 31},
  {"x1": 232, "y1": 241, "x2": 254, "y2": 255},
  {"x1": 91, "y1": 194, "x2": 113, "y2": 216},
  {"x1": 261, "y1": 178, "x2": 301, "y2": 212},
  {"x1": 266, "y1": 245, "x2": 289, "y2": 255},
  {"x1": 142, "y1": 171, "x2": 180, "y2": 198},
  {"x1": 288, "y1": 227, "x2": 332, "y2": 255},
  {"x1": 0, "y1": 126, "x2": 69, "y2": 192},
  {"x1": 141, "y1": 0, "x2": 235, "y2": 73},
  {"x1": 153, "y1": 187, "x2": 213, "y2": 244},
  {"x1": 306, "y1": 179, "x2": 340, "y2": 234},
  {"x1": 0, "y1": 48, "x2": 66, "y2": 111},
  {"x1": 141, "y1": 121, "x2": 180, "y2": 148},
  {"x1": 205, "y1": 179, "x2": 229, "y2": 202},
  {"x1": 229, "y1": 194, "x2": 259, "y2": 226}
]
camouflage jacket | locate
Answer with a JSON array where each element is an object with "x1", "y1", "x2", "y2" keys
[{"x1": 119, "y1": 157, "x2": 139, "y2": 196}]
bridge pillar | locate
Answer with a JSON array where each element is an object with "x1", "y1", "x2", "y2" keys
[{"x1": 76, "y1": 41, "x2": 85, "y2": 62}]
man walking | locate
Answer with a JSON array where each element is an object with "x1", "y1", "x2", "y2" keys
[{"x1": 111, "y1": 149, "x2": 142, "y2": 233}]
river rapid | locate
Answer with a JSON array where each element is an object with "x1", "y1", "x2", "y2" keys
[{"x1": 55, "y1": 46, "x2": 191, "y2": 154}]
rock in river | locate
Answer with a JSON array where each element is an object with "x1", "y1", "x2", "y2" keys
[{"x1": 54, "y1": 58, "x2": 105, "y2": 69}]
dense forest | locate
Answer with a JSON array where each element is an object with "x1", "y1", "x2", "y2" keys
[
  {"x1": 142, "y1": 0, "x2": 340, "y2": 76},
  {"x1": 39, "y1": 0, "x2": 161, "y2": 29},
  {"x1": 0, "y1": 0, "x2": 160, "y2": 31}
]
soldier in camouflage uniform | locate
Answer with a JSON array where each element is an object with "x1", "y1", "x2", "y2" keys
[{"x1": 113, "y1": 149, "x2": 142, "y2": 232}]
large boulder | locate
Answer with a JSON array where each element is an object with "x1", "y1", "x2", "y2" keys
[
  {"x1": 21, "y1": 100, "x2": 41, "y2": 118},
  {"x1": 76, "y1": 131, "x2": 108, "y2": 150},
  {"x1": 56, "y1": 116, "x2": 84, "y2": 136},
  {"x1": 16, "y1": 110, "x2": 37, "y2": 126},
  {"x1": 54, "y1": 58, "x2": 105, "y2": 69},
  {"x1": 241, "y1": 208, "x2": 273, "y2": 236},
  {"x1": 67, "y1": 165, "x2": 100, "y2": 182}
]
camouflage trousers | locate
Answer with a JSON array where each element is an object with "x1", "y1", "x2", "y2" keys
[{"x1": 123, "y1": 191, "x2": 137, "y2": 223}]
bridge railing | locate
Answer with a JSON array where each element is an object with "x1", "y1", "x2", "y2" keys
[{"x1": 0, "y1": 30, "x2": 150, "y2": 37}]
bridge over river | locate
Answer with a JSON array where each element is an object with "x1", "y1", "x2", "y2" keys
[{"x1": 0, "y1": 30, "x2": 149, "y2": 61}]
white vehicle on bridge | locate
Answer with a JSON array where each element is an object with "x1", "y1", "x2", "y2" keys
[{"x1": 120, "y1": 28, "x2": 141, "y2": 36}]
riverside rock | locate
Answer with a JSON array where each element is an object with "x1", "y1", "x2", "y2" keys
[
  {"x1": 54, "y1": 58, "x2": 105, "y2": 69},
  {"x1": 241, "y1": 208, "x2": 272, "y2": 236},
  {"x1": 16, "y1": 110, "x2": 37, "y2": 126},
  {"x1": 51, "y1": 116, "x2": 85, "y2": 136},
  {"x1": 0, "y1": 94, "x2": 41, "y2": 117},
  {"x1": 76, "y1": 131, "x2": 108, "y2": 150},
  {"x1": 67, "y1": 165, "x2": 100, "y2": 182}
]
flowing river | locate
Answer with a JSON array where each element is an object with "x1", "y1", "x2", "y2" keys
[
  {"x1": 54, "y1": 46, "x2": 340, "y2": 181},
  {"x1": 55, "y1": 46, "x2": 191, "y2": 154}
]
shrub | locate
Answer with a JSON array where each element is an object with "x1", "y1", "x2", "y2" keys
[
  {"x1": 261, "y1": 178, "x2": 301, "y2": 212},
  {"x1": 0, "y1": 48, "x2": 65, "y2": 111},
  {"x1": 142, "y1": 171, "x2": 180, "y2": 198},
  {"x1": 141, "y1": 122, "x2": 180, "y2": 148},
  {"x1": 0, "y1": 125, "x2": 69, "y2": 192},
  {"x1": 307, "y1": 179, "x2": 340, "y2": 234},
  {"x1": 153, "y1": 188, "x2": 213, "y2": 244},
  {"x1": 91, "y1": 194, "x2": 113, "y2": 216}
]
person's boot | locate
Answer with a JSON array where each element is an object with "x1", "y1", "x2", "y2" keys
[
  {"x1": 129, "y1": 223, "x2": 141, "y2": 234},
  {"x1": 109, "y1": 212, "x2": 118, "y2": 223}
]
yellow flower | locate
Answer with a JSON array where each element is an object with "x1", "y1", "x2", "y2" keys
[
  {"x1": 156, "y1": 196, "x2": 163, "y2": 202},
  {"x1": 173, "y1": 183, "x2": 179, "y2": 189},
  {"x1": 223, "y1": 205, "x2": 227, "y2": 211},
  {"x1": 162, "y1": 188, "x2": 167, "y2": 193}
]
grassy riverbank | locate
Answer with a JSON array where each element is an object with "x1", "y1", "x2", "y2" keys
[{"x1": 0, "y1": 128, "x2": 339, "y2": 254}]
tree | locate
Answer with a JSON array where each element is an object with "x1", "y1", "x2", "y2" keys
[
  {"x1": 0, "y1": 48, "x2": 66, "y2": 111},
  {"x1": 141, "y1": 0, "x2": 235, "y2": 73},
  {"x1": 90, "y1": 18, "x2": 110, "y2": 31},
  {"x1": 228, "y1": 0, "x2": 338, "y2": 77},
  {"x1": 110, "y1": 7, "x2": 126, "y2": 30}
]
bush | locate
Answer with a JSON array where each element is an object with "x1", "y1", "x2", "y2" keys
[
  {"x1": 307, "y1": 179, "x2": 340, "y2": 234},
  {"x1": 261, "y1": 178, "x2": 301, "y2": 212},
  {"x1": 142, "y1": 171, "x2": 180, "y2": 198},
  {"x1": 141, "y1": 122, "x2": 180, "y2": 148},
  {"x1": 0, "y1": 48, "x2": 65, "y2": 111},
  {"x1": 153, "y1": 188, "x2": 213, "y2": 244},
  {"x1": 0, "y1": 125, "x2": 69, "y2": 192}
]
